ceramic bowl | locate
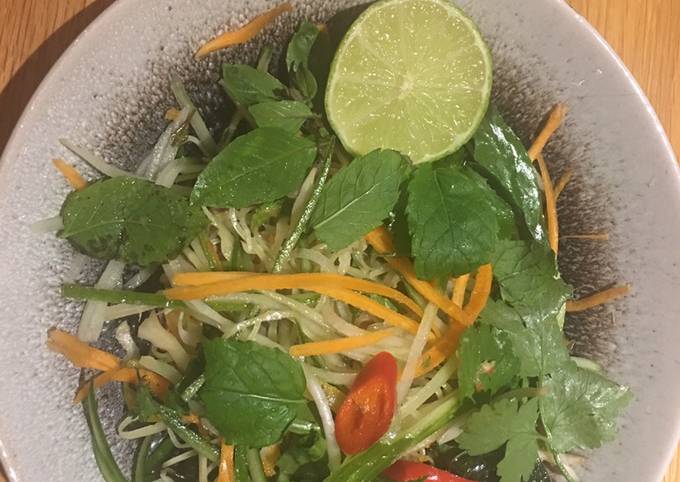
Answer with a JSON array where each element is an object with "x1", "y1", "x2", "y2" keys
[{"x1": 0, "y1": 0, "x2": 679, "y2": 480}]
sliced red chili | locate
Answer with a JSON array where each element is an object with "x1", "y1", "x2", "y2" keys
[
  {"x1": 334, "y1": 351, "x2": 398, "y2": 455},
  {"x1": 383, "y1": 460, "x2": 474, "y2": 482}
]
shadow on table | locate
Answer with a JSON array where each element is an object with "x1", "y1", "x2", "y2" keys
[{"x1": 0, "y1": 0, "x2": 115, "y2": 159}]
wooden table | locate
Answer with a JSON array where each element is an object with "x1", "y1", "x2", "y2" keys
[{"x1": 0, "y1": 0, "x2": 678, "y2": 481}]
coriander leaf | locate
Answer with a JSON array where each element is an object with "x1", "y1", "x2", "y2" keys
[
  {"x1": 222, "y1": 64, "x2": 286, "y2": 106},
  {"x1": 192, "y1": 127, "x2": 317, "y2": 208},
  {"x1": 458, "y1": 398, "x2": 540, "y2": 482},
  {"x1": 458, "y1": 324, "x2": 520, "y2": 399},
  {"x1": 60, "y1": 177, "x2": 207, "y2": 266},
  {"x1": 249, "y1": 100, "x2": 314, "y2": 133},
  {"x1": 492, "y1": 240, "x2": 571, "y2": 321},
  {"x1": 540, "y1": 362, "x2": 632, "y2": 453},
  {"x1": 479, "y1": 300, "x2": 571, "y2": 378},
  {"x1": 473, "y1": 107, "x2": 545, "y2": 241},
  {"x1": 407, "y1": 165, "x2": 499, "y2": 279},
  {"x1": 200, "y1": 339, "x2": 305, "y2": 447},
  {"x1": 287, "y1": 20, "x2": 320, "y2": 72},
  {"x1": 310, "y1": 149, "x2": 408, "y2": 250}
]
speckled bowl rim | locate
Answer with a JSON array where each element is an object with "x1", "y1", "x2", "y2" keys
[{"x1": 1, "y1": 0, "x2": 679, "y2": 480}]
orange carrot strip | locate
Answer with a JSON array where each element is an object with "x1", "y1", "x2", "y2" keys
[
  {"x1": 195, "y1": 2, "x2": 293, "y2": 58},
  {"x1": 260, "y1": 444, "x2": 281, "y2": 477},
  {"x1": 165, "y1": 107, "x2": 181, "y2": 121},
  {"x1": 52, "y1": 159, "x2": 88, "y2": 191},
  {"x1": 47, "y1": 329, "x2": 120, "y2": 372},
  {"x1": 566, "y1": 285, "x2": 631, "y2": 312},
  {"x1": 218, "y1": 443, "x2": 235, "y2": 482},
  {"x1": 452, "y1": 274, "x2": 470, "y2": 307},
  {"x1": 166, "y1": 279, "x2": 424, "y2": 336},
  {"x1": 561, "y1": 233, "x2": 609, "y2": 241},
  {"x1": 462, "y1": 264, "x2": 493, "y2": 322},
  {"x1": 172, "y1": 271, "x2": 424, "y2": 317},
  {"x1": 414, "y1": 323, "x2": 466, "y2": 377},
  {"x1": 554, "y1": 167, "x2": 574, "y2": 199},
  {"x1": 536, "y1": 154, "x2": 559, "y2": 253},
  {"x1": 528, "y1": 103, "x2": 568, "y2": 161},
  {"x1": 289, "y1": 329, "x2": 395, "y2": 357},
  {"x1": 74, "y1": 367, "x2": 169, "y2": 403},
  {"x1": 365, "y1": 227, "x2": 472, "y2": 325}
]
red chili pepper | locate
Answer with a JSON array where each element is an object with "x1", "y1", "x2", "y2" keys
[
  {"x1": 334, "y1": 351, "x2": 398, "y2": 455},
  {"x1": 383, "y1": 460, "x2": 474, "y2": 482}
]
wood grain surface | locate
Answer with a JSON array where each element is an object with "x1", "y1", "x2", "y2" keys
[{"x1": 0, "y1": 0, "x2": 678, "y2": 481}]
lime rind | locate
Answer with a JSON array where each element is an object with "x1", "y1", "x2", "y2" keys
[{"x1": 325, "y1": 0, "x2": 493, "y2": 164}]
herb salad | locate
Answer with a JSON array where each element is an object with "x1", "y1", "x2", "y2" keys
[{"x1": 41, "y1": 1, "x2": 633, "y2": 481}]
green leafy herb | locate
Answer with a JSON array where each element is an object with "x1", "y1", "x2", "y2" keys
[
  {"x1": 287, "y1": 21, "x2": 320, "y2": 101},
  {"x1": 540, "y1": 362, "x2": 632, "y2": 453},
  {"x1": 249, "y1": 100, "x2": 314, "y2": 133},
  {"x1": 458, "y1": 398, "x2": 540, "y2": 482},
  {"x1": 192, "y1": 127, "x2": 317, "y2": 208},
  {"x1": 276, "y1": 430, "x2": 328, "y2": 482},
  {"x1": 234, "y1": 446, "x2": 252, "y2": 482},
  {"x1": 464, "y1": 168, "x2": 520, "y2": 240},
  {"x1": 387, "y1": 189, "x2": 411, "y2": 256},
  {"x1": 60, "y1": 177, "x2": 207, "y2": 266},
  {"x1": 200, "y1": 339, "x2": 306, "y2": 447},
  {"x1": 491, "y1": 240, "x2": 571, "y2": 320},
  {"x1": 251, "y1": 199, "x2": 285, "y2": 231},
  {"x1": 407, "y1": 164, "x2": 499, "y2": 279},
  {"x1": 311, "y1": 148, "x2": 409, "y2": 250},
  {"x1": 472, "y1": 107, "x2": 545, "y2": 241},
  {"x1": 479, "y1": 300, "x2": 570, "y2": 378},
  {"x1": 222, "y1": 64, "x2": 286, "y2": 106},
  {"x1": 458, "y1": 324, "x2": 520, "y2": 399}
]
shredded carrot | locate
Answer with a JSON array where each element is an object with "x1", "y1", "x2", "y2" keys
[
  {"x1": 554, "y1": 167, "x2": 574, "y2": 199},
  {"x1": 528, "y1": 103, "x2": 568, "y2": 161},
  {"x1": 536, "y1": 154, "x2": 559, "y2": 253},
  {"x1": 289, "y1": 329, "x2": 395, "y2": 357},
  {"x1": 172, "y1": 271, "x2": 423, "y2": 317},
  {"x1": 462, "y1": 264, "x2": 493, "y2": 321},
  {"x1": 195, "y1": 2, "x2": 293, "y2": 58},
  {"x1": 452, "y1": 274, "x2": 470, "y2": 307},
  {"x1": 47, "y1": 329, "x2": 120, "y2": 372},
  {"x1": 414, "y1": 323, "x2": 466, "y2": 377},
  {"x1": 260, "y1": 444, "x2": 281, "y2": 477},
  {"x1": 165, "y1": 107, "x2": 181, "y2": 121},
  {"x1": 74, "y1": 367, "x2": 169, "y2": 403},
  {"x1": 365, "y1": 227, "x2": 472, "y2": 325},
  {"x1": 561, "y1": 233, "x2": 610, "y2": 241},
  {"x1": 218, "y1": 442, "x2": 235, "y2": 482},
  {"x1": 566, "y1": 285, "x2": 631, "y2": 312},
  {"x1": 52, "y1": 159, "x2": 87, "y2": 191}
]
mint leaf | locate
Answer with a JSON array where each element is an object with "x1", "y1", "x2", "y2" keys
[
  {"x1": 61, "y1": 177, "x2": 207, "y2": 265},
  {"x1": 286, "y1": 21, "x2": 320, "y2": 101},
  {"x1": 222, "y1": 64, "x2": 286, "y2": 106},
  {"x1": 458, "y1": 324, "x2": 520, "y2": 399},
  {"x1": 287, "y1": 20, "x2": 320, "y2": 72},
  {"x1": 458, "y1": 398, "x2": 540, "y2": 482},
  {"x1": 492, "y1": 240, "x2": 571, "y2": 321},
  {"x1": 407, "y1": 165, "x2": 499, "y2": 279},
  {"x1": 473, "y1": 107, "x2": 545, "y2": 241},
  {"x1": 540, "y1": 362, "x2": 632, "y2": 453},
  {"x1": 249, "y1": 100, "x2": 314, "y2": 133},
  {"x1": 192, "y1": 127, "x2": 317, "y2": 208},
  {"x1": 310, "y1": 149, "x2": 408, "y2": 250},
  {"x1": 464, "y1": 168, "x2": 520, "y2": 240},
  {"x1": 199, "y1": 339, "x2": 305, "y2": 447},
  {"x1": 479, "y1": 300, "x2": 570, "y2": 378}
]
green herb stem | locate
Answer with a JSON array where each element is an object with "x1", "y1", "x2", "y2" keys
[
  {"x1": 181, "y1": 374, "x2": 206, "y2": 403},
  {"x1": 234, "y1": 446, "x2": 252, "y2": 482},
  {"x1": 157, "y1": 405, "x2": 219, "y2": 463},
  {"x1": 246, "y1": 447, "x2": 268, "y2": 482},
  {"x1": 83, "y1": 388, "x2": 129, "y2": 482},
  {"x1": 133, "y1": 436, "x2": 153, "y2": 482},
  {"x1": 273, "y1": 137, "x2": 335, "y2": 272},
  {"x1": 143, "y1": 435, "x2": 175, "y2": 480}
]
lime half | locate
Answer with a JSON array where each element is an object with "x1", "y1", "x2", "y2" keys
[{"x1": 325, "y1": 0, "x2": 492, "y2": 164}]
